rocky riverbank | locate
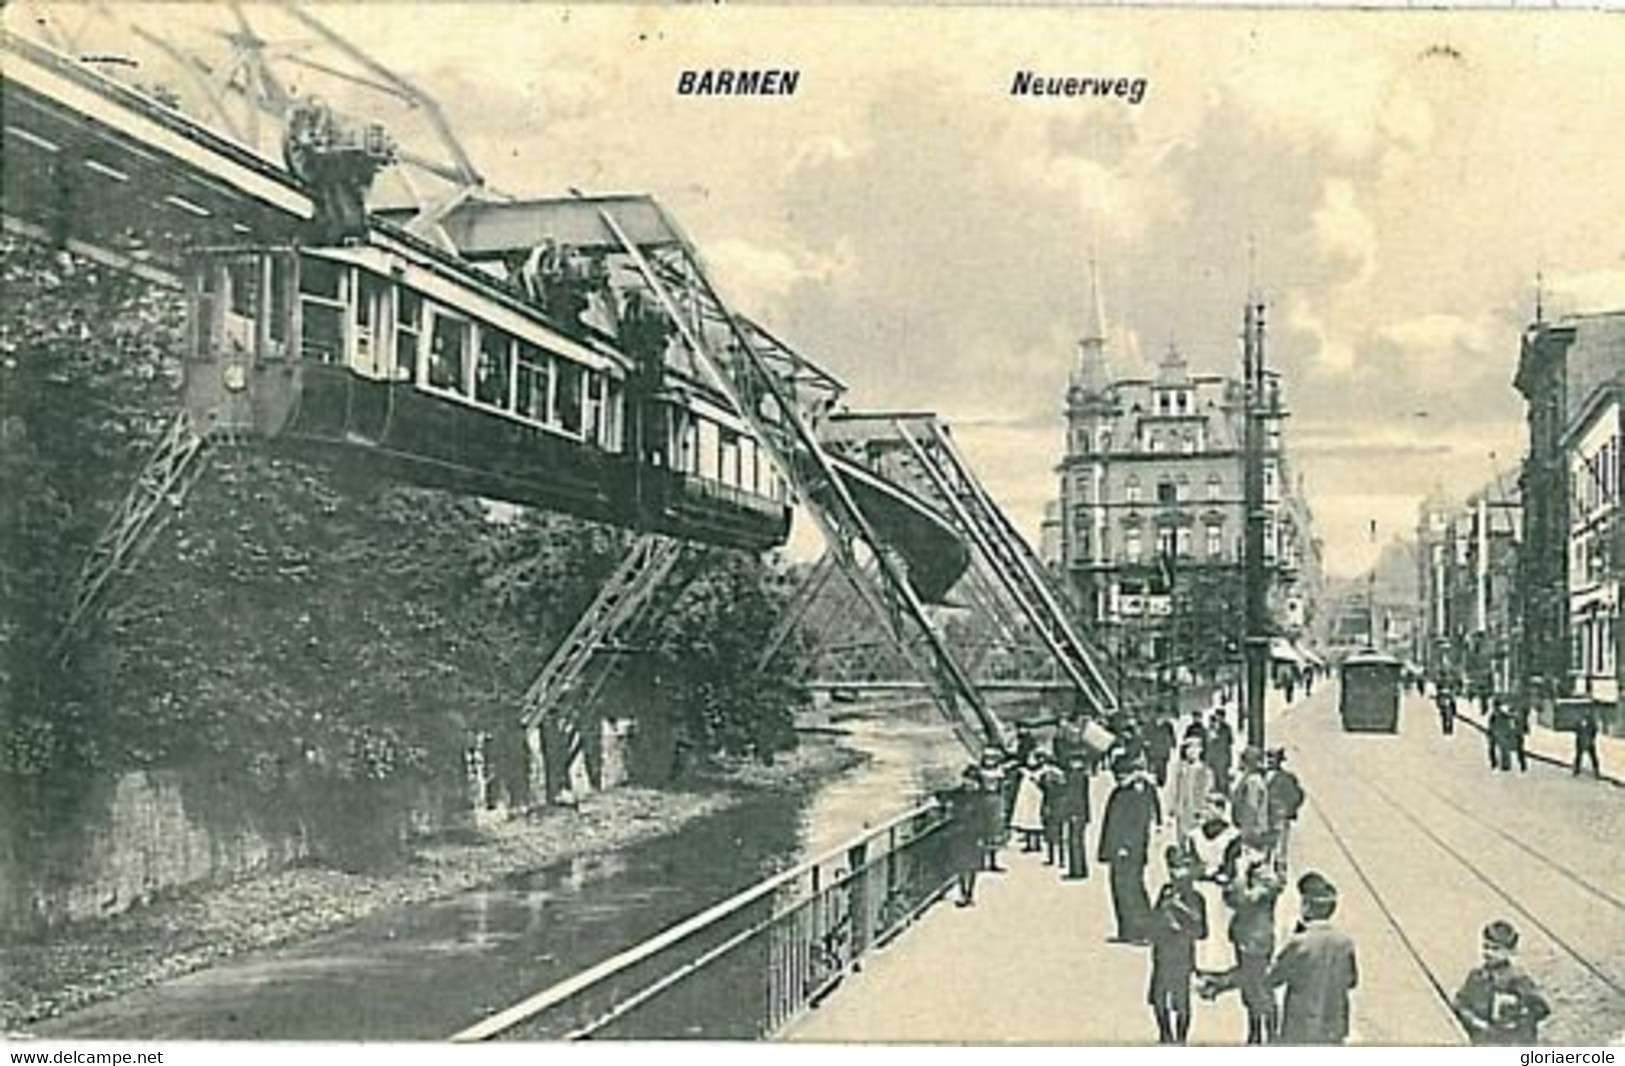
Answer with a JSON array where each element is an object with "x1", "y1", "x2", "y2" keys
[{"x1": 0, "y1": 741, "x2": 864, "y2": 1032}]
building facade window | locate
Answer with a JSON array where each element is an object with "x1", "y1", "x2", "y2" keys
[
  {"x1": 1157, "y1": 526, "x2": 1177, "y2": 559},
  {"x1": 1176, "y1": 474, "x2": 1190, "y2": 501},
  {"x1": 1206, "y1": 524, "x2": 1223, "y2": 558},
  {"x1": 1157, "y1": 478, "x2": 1177, "y2": 504},
  {"x1": 1126, "y1": 529, "x2": 1143, "y2": 562},
  {"x1": 1126, "y1": 477, "x2": 1141, "y2": 504},
  {"x1": 1177, "y1": 527, "x2": 1192, "y2": 558},
  {"x1": 1208, "y1": 473, "x2": 1222, "y2": 501}
]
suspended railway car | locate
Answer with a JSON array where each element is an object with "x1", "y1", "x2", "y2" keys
[{"x1": 184, "y1": 233, "x2": 791, "y2": 551}]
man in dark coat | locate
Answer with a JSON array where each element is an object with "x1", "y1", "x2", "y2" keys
[
  {"x1": 1269, "y1": 872, "x2": 1359, "y2": 1044},
  {"x1": 1205, "y1": 711, "x2": 1236, "y2": 796},
  {"x1": 1454, "y1": 919, "x2": 1551, "y2": 1044},
  {"x1": 1146, "y1": 713, "x2": 1178, "y2": 787},
  {"x1": 1098, "y1": 755, "x2": 1162, "y2": 943},
  {"x1": 1509, "y1": 697, "x2": 1532, "y2": 772},
  {"x1": 1060, "y1": 755, "x2": 1093, "y2": 880},
  {"x1": 1574, "y1": 705, "x2": 1602, "y2": 777},
  {"x1": 1435, "y1": 681, "x2": 1458, "y2": 735},
  {"x1": 1487, "y1": 701, "x2": 1515, "y2": 772}
]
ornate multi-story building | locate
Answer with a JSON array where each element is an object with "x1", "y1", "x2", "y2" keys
[
  {"x1": 1514, "y1": 309, "x2": 1622, "y2": 729},
  {"x1": 1044, "y1": 268, "x2": 1321, "y2": 682}
]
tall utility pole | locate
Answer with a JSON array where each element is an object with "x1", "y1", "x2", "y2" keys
[{"x1": 1242, "y1": 297, "x2": 1270, "y2": 750}]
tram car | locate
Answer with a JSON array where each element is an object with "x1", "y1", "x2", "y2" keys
[
  {"x1": 1338, "y1": 650, "x2": 1403, "y2": 733},
  {"x1": 183, "y1": 231, "x2": 792, "y2": 552}
]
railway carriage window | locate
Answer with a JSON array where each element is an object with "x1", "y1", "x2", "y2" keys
[
  {"x1": 742, "y1": 437, "x2": 759, "y2": 493},
  {"x1": 682, "y1": 420, "x2": 700, "y2": 475},
  {"x1": 428, "y1": 313, "x2": 470, "y2": 394},
  {"x1": 353, "y1": 273, "x2": 387, "y2": 376},
  {"x1": 191, "y1": 264, "x2": 219, "y2": 360},
  {"x1": 515, "y1": 344, "x2": 553, "y2": 424},
  {"x1": 299, "y1": 256, "x2": 346, "y2": 365},
  {"x1": 395, "y1": 290, "x2": 421, "y2": 383},
  {"x1": 555, "y1": 361, "x2": 584, "y2": 436},
  {"x1": 267, "y1": 255, "x2": 292, "y2": 352},
  {"x1": 603, "y1": 381, "x2": 624, "y2": 452},
  {"x1": 695, "y1": 419, "x2": 721, "y2": 481},
  {"x1": 583, "y1": 373, "x2": 606, "y2": 445},
  {"x1": 720, "y1": 430, "x2": 741, "y2": 487},
  {"x1": 474, "y1": 327, "x2": 513, "y2": 408},
  {"x1": 223, "y1": 258, "x2": 260, "y2": 356}
]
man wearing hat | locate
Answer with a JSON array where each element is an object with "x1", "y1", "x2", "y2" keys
[
  {"x1": 1453, "y1": 919, "x2": 1551, "y2": 1044},
  {"x1": 1098, "y1": 754, "x2": 1162, "y2": 943},
  {"x1": 1265, "y1": 749, "x2": 1305, "y2": 875},
  {"x1": 1267, "y1": 871, "x2": 1359, "y2": 1044}
]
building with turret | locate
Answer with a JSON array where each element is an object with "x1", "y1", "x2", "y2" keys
[{"x1": 1048, "y1": 266, "x2": 1321, "y2": 683}]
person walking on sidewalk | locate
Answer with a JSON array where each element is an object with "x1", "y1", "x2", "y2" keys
[
  {"x1": 1435, "y1": 680, "x2": 1458, "y2": 736},
  {"x1": 1059, "y1": 754, "x2": 1093, "y2": 879},
  {"x1": 1147, "y1": 847, "x2": 1208, "y2": 1045},
  {"x1": 1510, "y1": 695, "x2": 1533, "y2": 772},
  {"x1": 1574, "y1": 705, "x2": 1603, "y2": 778},
  {"x1": 1200, "y1": 833, "x2": 1283, "y2": 1044},
  {"x1": 1206, "y1": 711, "x2": 1236, "y2": 797},
  {"x1": 1268, "y1": 872, "x2": 1358, "y2": 1045},
  {"x1": 1010, "y1": 754, "x2": 1047, "y2": 853},
  {"x1": 948, "y1": 767, "x2": 988, "y2": 907},
  {"x1": 970, "y1": 749, "x2": 1007, "y2": 873},
  {"x1": 1231, "y1": 748, "x2": 1271, "y2": 843},
  {"x1": 1265, "y1": 749, "x2": 1305, "y2": 875},
  {"x1": 1453, "y1": 919, "x2": 1551, "y2": 1045},
  {"x1": 1099, "y1": 755, "x2": 1161, "y2": 943},
  {"x1": 1170, "y1": 735, "x2": 1215, "y2": 848},
  {"x1": 1487, "y1": 700, "x2": 1513, "y2": 772}
]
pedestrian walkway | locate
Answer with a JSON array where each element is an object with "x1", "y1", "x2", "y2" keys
[{"x1": 787, "y1": 689, "x2": 1475, "y2": 1045}]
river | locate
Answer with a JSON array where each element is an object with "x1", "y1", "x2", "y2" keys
[{"x1": 34, "y1": 710, "x2": 966, "y2": 1041}]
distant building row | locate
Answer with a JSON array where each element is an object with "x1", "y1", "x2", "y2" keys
[{"x1": 1418, "y1": 309, "x2": 1622, "y2": 730}]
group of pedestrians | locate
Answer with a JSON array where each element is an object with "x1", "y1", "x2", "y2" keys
[
  {"x1": 1433, "y1": 680, "x2": 1606, "y2": 778},
  {"x1": 941, "y1": 687, "x2": 1554, "y2": 1046}
]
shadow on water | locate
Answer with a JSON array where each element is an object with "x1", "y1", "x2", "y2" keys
[{"x1": 40, "y1": 719, "x2": 966, "y2": 1041}]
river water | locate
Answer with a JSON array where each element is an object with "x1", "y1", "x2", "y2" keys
[{"x1": 36, "y1": 711, "x2": 966, "y2": 1041}]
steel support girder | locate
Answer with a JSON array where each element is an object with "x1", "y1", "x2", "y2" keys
[
  {"x1": 895, "y1": 418, "x2": 1117, "y2": 716},
  {"x1": 51, "y1": 409, "x2": 211, "y2": 660},
  {"x1": 595, "y1": 202, "x2": 1003, "y2": 756},
  {"x1": 519, "y1": 533, "x2": 683, "y2": 730}
]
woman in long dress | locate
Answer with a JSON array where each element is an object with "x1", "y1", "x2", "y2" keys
[{"x1": 1169, "y1": 736, "x2": 1215, "y2": 847}]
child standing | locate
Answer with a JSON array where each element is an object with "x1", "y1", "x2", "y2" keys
[
  {"x1": 1148, "y1": 847, "x2": 1209, "y2": 1044},
  {"x1": 1453, "y1": 920, "x2": 1551, "y2": 1044}
]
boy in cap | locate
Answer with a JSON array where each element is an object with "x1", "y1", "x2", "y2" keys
[
  {"x1": 1268, "y1": 872, "x2": 1359, "y2": 1044},
  {"x1": 1147, "y1": 846, "x2": 1209, "y2": 1044},
  {"x1": 1453, "y1": 920, "x2": 1551, "y2": 1044}
]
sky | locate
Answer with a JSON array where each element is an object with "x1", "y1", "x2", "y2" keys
[{"x1": 24, "y1": 3, "x2": 1625, "y2": 577}]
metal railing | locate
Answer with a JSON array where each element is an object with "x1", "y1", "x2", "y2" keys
[{"x1": 451, "y1": 799, "x2": 962, "y2": 1041}]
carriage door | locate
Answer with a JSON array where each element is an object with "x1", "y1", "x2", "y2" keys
[{"x1": 347, "y1": 271, "x2": 392, "y2": 442}]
